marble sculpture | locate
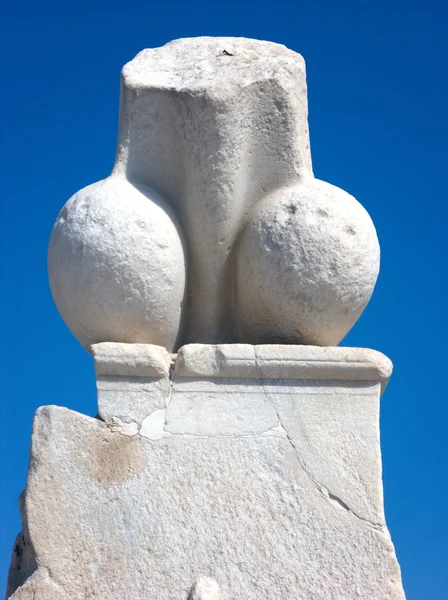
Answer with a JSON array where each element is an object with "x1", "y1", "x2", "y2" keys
[
  {"x1": 48, "y1": 37, "x2": 380, "y2": 352},
  {"x1": 7, "y1": 37, "x2": 406, "y2": 600}
]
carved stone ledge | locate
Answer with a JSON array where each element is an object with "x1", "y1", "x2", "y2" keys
[{"x1": 175, "y1": 343, "x2": 393, "y2": 390}]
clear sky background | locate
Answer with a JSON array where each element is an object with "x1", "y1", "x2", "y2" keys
[{"x1": 1, "y1": 0, "x2": 446, "y2": 597}]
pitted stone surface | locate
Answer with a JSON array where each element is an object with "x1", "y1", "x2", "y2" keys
[
  {"x1": 48, "y1": 177, "x2": 186, "y2": 352},
  {"x1": 236, "y1": 179, "x2": 380, "y2": 346},
  {"x1": 164, "y1": 379, "x2": 280, "y2": 436},
  {"x1": 92, "y1": 343, "x2": 393, "y2": 436},
  {"x1": 189, "y1": 577, "x2": 222, "y2": 600},
  {"x1": 93, "y1": 342, "x2": 171, "y2": 377},
  {"x1": 11, "y1": 33, "x2": 403, "y2": 600},
  {"x1": 48, "y1": 37, "x2": 381, "y2": 351},
  {"x1": 176, "y1": 343, "x2": 393, "y2": 389},
  {"x1": 176, "y1": 344, "x2": 258, "y2": 378},
  {"x1": 93, "y1": 343, "x2": 172, "y2": 426},
  {"x1": 7, "y1": 405, "x2": 405, "y2": 600}
]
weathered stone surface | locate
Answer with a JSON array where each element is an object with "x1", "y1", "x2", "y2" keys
[
  {"x1": 236, "y1": 179, "x2": 380, "y2": 345},
  {"x1": 177, "y1": 343, "x2": 392, "y2": 387},
  {"x1": 176, "y1": 344, "x2": 258, "y2": 378},
  {"x1": 92, "y1": 342, "x2": 172, "y2": 378},
  {"x1": 48, "y1": 176, "x2": 186, "y2": 352},
  {"x1": 8, "y1": 571, "x2": 68, "y2": 600},
  {"x1": 8, "y1": 345, "x2": 405, "y2": 599},
  {"x1": 48, "y1": 37, "x2": 380, "y2": 351},
  {"x1": 93, "y1": 342, "x2": 172, "y2": 427},
  {"x1": 91, "y1": 342, "x2": 393, "y2": 437},
  {"x1": 165, "y1": 379, "x2": 280, "y2": 436},
  {"x1": 189, "y1": 577, "x2": 222, "y2": 600},
  {"x1": 96, "y1": 376, "x2": 170, "y2": 429}
]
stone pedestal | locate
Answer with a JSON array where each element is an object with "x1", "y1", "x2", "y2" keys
[{"x1": 7, "y1": 344, "x2": 405, "y2": 600}]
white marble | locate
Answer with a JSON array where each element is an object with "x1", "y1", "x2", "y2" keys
[
  {"x1": 8, "y1": 344, "x2": 405, "y2": 599},
  {"x1": 48, "y1": 37, "x2": 380, "y2": 351},
  {"x1": 236, "y1": 179, "x2": 380, "y2": 345},
  {"x1": 190, "y1": 577, "x2": 222, "y2": 600},
  {"x1": 93, "y1": 342, "x2": 172, "y2": 427},
  {"x1": 91, "y1": 342, "x2": 393, "y2": 433},
  {"x1": 23, "y1": 34, "x2": 404, "y2": 600},
  {"x1": 177, "y1": 343, "x2": 393, "y2": 388},
  {"x1": 48, "y1": 177, "x2": 186, "y2": 352},
  {"x1": 92, "y1": 342, "x2": 172, "y2": 378}
]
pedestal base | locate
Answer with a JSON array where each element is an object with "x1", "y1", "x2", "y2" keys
[{"x1": 7, "y1": 344, "x2": 405, "y2": 599}]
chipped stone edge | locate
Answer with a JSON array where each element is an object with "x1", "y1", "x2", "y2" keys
[
  {"x1": 92, "y1": 342, "x2": 172, "y2": 378},
  {"x1": 94, "y1": 344, "x2": 392, "y2": 443}
]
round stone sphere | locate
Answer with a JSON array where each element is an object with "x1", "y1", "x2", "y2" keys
[
  {"x1": 48, "y1": 176, "x2": 186, "y2": 352},
  {"x1": 235, "y1": 178, "x2": 380, "y2": 346}
]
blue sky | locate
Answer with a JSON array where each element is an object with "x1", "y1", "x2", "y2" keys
[{"x1": 1, "y1": 0, "x2": 446, "y2": 597}]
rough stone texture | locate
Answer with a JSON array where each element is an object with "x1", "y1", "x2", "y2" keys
[
  {"x1": 48, "y1": 37, "x2": 380, "y2": 351},
  {"x1": 93, "y1": 342, "x2": 172, "y2": 427},
  {"x1": 166, "y1": 378, "x2": 280, "y2": 436},
  {"x1": 190, "y1": 577, "x2": 222, "y2": 600},
  {"x1": 92, "y1": 342, "x2": 172, "y2": 378},
  {"x1": 48, "y1": 176, "x2": 186, "y2": 352},
  {"x1": 177, "y1": 343, "x2": 392, "y2": 389},
  {"x1": 236, "y1": 179, "x2": 380, "y2": 345},
  {"x1": 8, "y1": 344, "x2": 405, "y2": 600}
]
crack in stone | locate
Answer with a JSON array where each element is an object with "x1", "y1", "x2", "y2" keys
[
  {"x1": 103, "y1": 350, "x2": 382, "y2": 531},
  {"x1": 144, "y1": 432, "x2": 286, "y2": 439},
  {"x1": 103, "y1": 365, "x2": 176, "y2": 438},
  {"x1": 167, "y1": 356, "x2": 176, "y2": 403},
  {"x1": 317, "y1": 484, "x2": 383, "y2": 530},
  {"x1": 253, "y1": 349, "x2": 384, "y2": 531}
]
